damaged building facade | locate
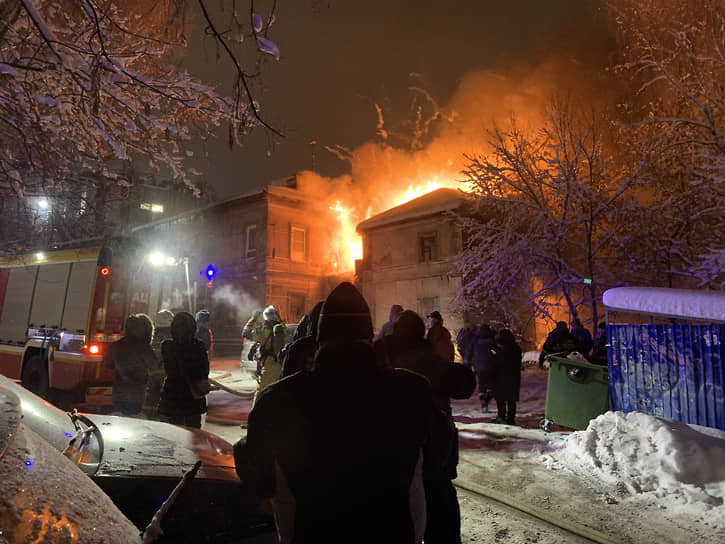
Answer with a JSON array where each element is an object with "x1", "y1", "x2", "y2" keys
[{"x1": 133, "y1": 176, "x2": 351, "y2": 353}]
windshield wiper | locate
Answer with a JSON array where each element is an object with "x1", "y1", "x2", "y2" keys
[{"x1": 64, "y1": 409, "x2": 96, "y2": 465}]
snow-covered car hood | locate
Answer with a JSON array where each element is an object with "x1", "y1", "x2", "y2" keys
[
  {"x1": 90, "y1": 415, "x2": 237, "y2": 480},
  {"x1": 0, "y1": 374, "x2": 237, "y2": 481},
  {"x1": 1, "y1": 383, "x2": 142, "y2": 543}
]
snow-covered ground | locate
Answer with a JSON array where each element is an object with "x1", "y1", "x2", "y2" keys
[
  {"x1": 454, "y1": 367, "x2": 725, "y2": 543},
  {"x1": 205, "y1": 360, "x2": 725, "y2": 542}
]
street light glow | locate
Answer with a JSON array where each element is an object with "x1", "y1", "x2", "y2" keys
[
  {"x1": 38, "y1": 199, "x2": 49, "y2": 209},
  {"x1": 148, "y1": 252, "x2": 165, "y2": 267}
]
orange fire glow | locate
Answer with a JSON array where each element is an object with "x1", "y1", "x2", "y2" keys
[
  {"x1": 329, "y1": 176, "x2": 467, "y2": 271},
  {"x1": 329, "y1": 201, "x2": 364, "y2": 270}
]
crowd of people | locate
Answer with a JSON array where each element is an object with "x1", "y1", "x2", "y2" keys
[
  {"x1": 235, "y1": 283, "x2": 476, "y2": 544},
  {"x1": 104, "y1": 307, "x2": 215, "y2": 428},
  {"x1": 104, "y1": 282, "x2": 606, "y2": 543}
]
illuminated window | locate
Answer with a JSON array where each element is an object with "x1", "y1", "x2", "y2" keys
[
  {"x1": 245, "y1": 225, "x2": 257, "y2": 258},
  {"x1": 140, "y1": 202, "x2": 164, "y2": 213},
  {"x1": 290, "y1": 226, "x2": 307, "y2": 262}
]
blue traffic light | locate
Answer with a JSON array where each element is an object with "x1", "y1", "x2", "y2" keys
[{"x1": 205, "y1": 264, "x2": 216, "y2": 280}]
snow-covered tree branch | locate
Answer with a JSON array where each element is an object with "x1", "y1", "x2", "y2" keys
[
  {"x1": 0, "y1": 0, "x2": 281, "y2": 251},
  {"x1": 452, "y1": 98, "x2": 645, "y2": 334},
  {"x1": 608, "y1": 0, "x2": 725, "y2": 287}
]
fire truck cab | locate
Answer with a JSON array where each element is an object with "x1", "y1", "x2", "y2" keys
[{"x1": 0, "y1": 245, "x2": 128, "y2": 407}]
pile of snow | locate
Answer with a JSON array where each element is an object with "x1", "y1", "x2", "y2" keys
[{"x1": 548, "y1": 411, "x2": 725, "y2": 513}]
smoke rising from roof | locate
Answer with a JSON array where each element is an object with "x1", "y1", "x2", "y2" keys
[{"x1": 296, "y1": 43, "x2": 618, "y2": 225}]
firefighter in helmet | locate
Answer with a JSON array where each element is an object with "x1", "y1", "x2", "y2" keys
[{"x1": 249, "y1": 305, "x2": 288, "y2": 406}]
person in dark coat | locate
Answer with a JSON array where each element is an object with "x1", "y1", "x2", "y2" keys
[
  {"x1": 570, "y1": 318, "x2": 593, "y2": 357},
  {"x1": 376, "y1": 303, "x2": 404, "y2": 340},
  {"x1": 158, "y1": 312, "x2": 210, "y2": 429},
  {"x1": 492, "y1": 329, "x2": 522, "y2": 425},
  {"x1": 195, "y1": 309, "x2": 213, "y2": 355},
  {"x1": 279, "y1": 300, "x2": 324, "y2": 378},
  {"x1": 104, "y1": 314, "x2": 157, "y2": 417},
  {"x1": 144, "y1": 309, "x2": 174, "y2": 418},
  {"x1": 378, "y1": 310, "x2": 475, "y2": 544},
  {"x1": 472, "y1": 324, "x2": 497, "y2": 412},
  {"x1": 593, "y1": 321, "x2": 608, "y2": 364},
  {"x1": 234, "y1": 282, "x2": 453, "y2": 544},
  {"x1": 538, "y1": 321, "x2": 581, "y2": 367},
  {"x1": 426, "y1": 310, "x2": 455, "y2": 362},
  {"x1": 456, "y1": 324, "x2": 476, "y2": 369}
]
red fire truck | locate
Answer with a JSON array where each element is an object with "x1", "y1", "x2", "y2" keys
[{"x1": 0, "y1": 243, "x2": 159, "y2": 407}]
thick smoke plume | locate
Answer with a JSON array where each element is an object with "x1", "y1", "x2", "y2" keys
[
  {"x1": 295, "y1": 44, "x2": 618, "y2": 265},
  {"x1": 211, "y1": 284, "x2": 262, "y2": 325}
]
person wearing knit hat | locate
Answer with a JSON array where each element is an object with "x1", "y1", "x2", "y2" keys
[
  {"x1": 426, "y1": 310, "x2": 455, "y2": 362},
  {"x1": 316, "y1": 281, "x2": 374, "y2": 344},
  {"x1": 234, "y1": 282, "x2": 454, "y2": 544}
]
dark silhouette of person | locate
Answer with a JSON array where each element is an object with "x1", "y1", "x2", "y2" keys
[
  {"x1": 279, "y1": 300, "x2": 324, "y2": 378},
  {"x1": 593, "y1": 321, "x2": 608, "y2": 364},
  {"x1": 234, "y1": 282, "x2": 453, "y2": 543},
  {"x1": 472, "y1": 324, "x2": 497, "y2": 412},
  {"x1": 426, "y1": 310, "x2": 455, "y2": 362},
  {"x1": 104, "y1": 314, "x2": 156, "y2": 417},
  {"x1": 377, "y1": 303, "x2": 404, "y2": 339},
  {"x1": 570, "y1": 318, "x2": 593, "y2": 357},
  {"x1": 158, "y1": 312, "x2": 210, "y2": 429},
  {"x1": 377, "y1": 309, "x2": 475, "y2": 544},
  {"x1": 492, "y1": 329, "x2": 522, "y2": 425},
  {"x1": 195, "y1": 309, "x2": 213, "y2": 355},
  {"x1": 538, "y1": 321, "x2": 580, "y2": 367}
]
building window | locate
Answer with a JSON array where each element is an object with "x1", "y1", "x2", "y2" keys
[
  {"x1": 419, "y1": 233, "x2": 438, "y2": 262},
  {"x1": 290, "y1": 225, "x2": 307, "y2": 262},
  {"x1": 245, "y1": 225, "x2": 257, "y2": 258},
  {"x1": 418, "y1": 296, "x2": 439, "y2": 319},
  {"x1": 139, "y1": 202, "x2": 164, "y2": 213}
]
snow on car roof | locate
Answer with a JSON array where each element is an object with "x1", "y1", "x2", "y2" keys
[{"x1": 602, "y1": 286, "x2": 725, "y2": 323}]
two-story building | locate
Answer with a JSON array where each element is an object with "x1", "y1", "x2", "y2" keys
[
  {"x1": 355, "y1": 188, "x2": 466, "y2": 335},
  {"x1": 133, "y1": 176, "x2": 352, "y2": 353}
]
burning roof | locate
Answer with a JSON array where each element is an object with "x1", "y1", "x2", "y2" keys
[{"x1": 356, "y1": 188, "x2": 467, "y2": 232}]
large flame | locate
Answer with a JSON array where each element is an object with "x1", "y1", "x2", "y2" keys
[{"x1": 330, "y1": 176, "x2": 466, "y2": 271}]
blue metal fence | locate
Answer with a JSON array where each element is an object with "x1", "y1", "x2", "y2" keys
[{"x1": 608, "y1": 324, "x2": 725, "y2": 430}]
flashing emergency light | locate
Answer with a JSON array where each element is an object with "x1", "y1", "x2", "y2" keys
[
  {"x1": 205, "y1": 264, "x2": 216, "y2": 281},
  {"x1": 87, "y1": 344, "x2": 100, "y2": 355},
  {"x1": 100, "y1": 266, "x2": 110, "y2": 276}
]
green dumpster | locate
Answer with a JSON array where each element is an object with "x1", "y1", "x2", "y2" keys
[{"x1": 539, "y1": 356, "x2": 610, "y2": 432}]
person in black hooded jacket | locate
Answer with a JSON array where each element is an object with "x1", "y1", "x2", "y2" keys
[
  {"x1": 158, "y1": 312, "x2": 210, "y2": 429},
  {"x1": 492, "y1": 329, "x2": 522, "y2": 425},
  {"x1": 234, "y1": 282, "x2": 453, "y2": 544},
  {"x1": 104, "y1": 314, "x2": 156, "y2": 417},
  {"x1": 376, "y1": 309, "x2": 475, "y2": 544},
  {"x1": 279, "y1": 300, "x2": 324, "y2": 379}
]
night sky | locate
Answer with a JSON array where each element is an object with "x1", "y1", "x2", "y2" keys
[{"x1": 185, "y1": 1, "x2": 613, "y2": 199}]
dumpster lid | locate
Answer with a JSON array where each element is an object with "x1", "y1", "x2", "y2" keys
[{"x1": 603, "y1": 287, "x2": 725, "y2": 323}]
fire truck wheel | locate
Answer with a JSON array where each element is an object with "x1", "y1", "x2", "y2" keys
[{"x1": 21, "y1": 355, "x2": 49, "y2": 399}]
